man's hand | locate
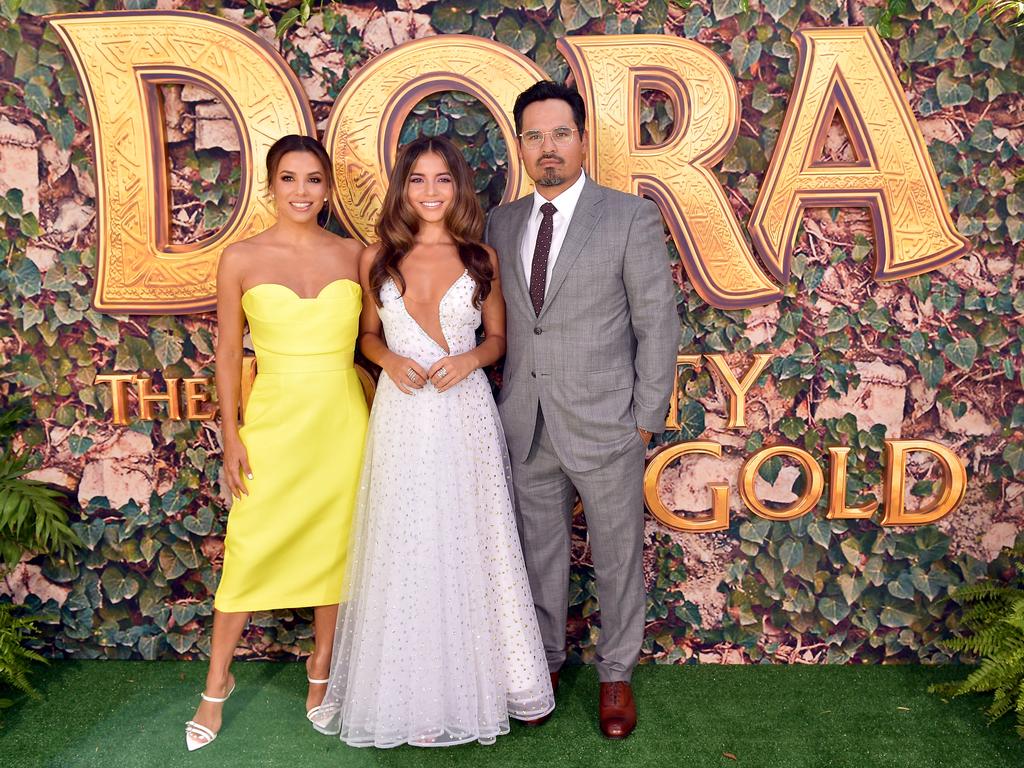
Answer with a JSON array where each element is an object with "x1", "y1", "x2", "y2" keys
[{"x1": 638, "y1": 428, "x2": 653, "y2": 446}]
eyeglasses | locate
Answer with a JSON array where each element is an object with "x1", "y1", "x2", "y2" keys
[{"x1": 518, "y1": 127, "x2": 579, "y2": 149}]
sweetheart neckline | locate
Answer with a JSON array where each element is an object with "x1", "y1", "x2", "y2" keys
[{"x1": 242, "y1": 278, "x2": 360, "y2": 301}]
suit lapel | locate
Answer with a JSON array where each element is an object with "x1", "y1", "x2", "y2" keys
[
  {"x1": 502, "y1": 196, "x2": 534, "y2": 310},
  {"x1": 539, "y1": 179, "x2": 604, "y2": 319}
]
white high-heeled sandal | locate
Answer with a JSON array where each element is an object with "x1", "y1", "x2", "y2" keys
[
  {"x1": 184, "y1": 680, "x2": 236, "y2": 752},
  {"x1": 305, "y1": 674, "x2": 330, "y2": 723}
]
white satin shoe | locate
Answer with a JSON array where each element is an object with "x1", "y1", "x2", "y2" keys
[{"x1": 184, "y1": 679, "x2": 236, "y2": 752}]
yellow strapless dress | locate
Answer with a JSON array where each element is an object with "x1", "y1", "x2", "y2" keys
[{"x1": 214, "y1": 279, "x2": 368, "y2": 612}]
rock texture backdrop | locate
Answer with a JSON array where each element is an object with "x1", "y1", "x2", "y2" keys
[{"x1": 0, "y1": 0, "x2": 1021, "y2": 666}]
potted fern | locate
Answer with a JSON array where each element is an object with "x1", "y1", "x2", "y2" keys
[
  {"x1": 931, "y1": 542, "x2": 1024, "y2": 737},
  {"x1": 0, "y1": 399, "x2": 79, "y2": 705}
]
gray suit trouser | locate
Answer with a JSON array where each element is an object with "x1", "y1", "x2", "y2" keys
[{"x1": 511, "y1": 405, "x2": 646, "y2": 683}]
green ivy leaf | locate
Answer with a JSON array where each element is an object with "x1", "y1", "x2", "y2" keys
[
  {"x1": 675, "y1": 400, "x2": 705, "y2": 440},
  {"x1": 809, "y1": 0, "x2": 841, "y2": 18},
  {"x1": 978, "y1": 35, "x2": 1015, "y2": 70},
  {"x1": 151, "y1": 328, "x2": 184, "y2": 369},
  {"x1": 13, "y1": 257, "x2": 41, "y2": 297},
  {"x1": 100, "y1": 565, "x2": 140, "y2": 604},
  {"x1": 917, "y1": 354, "x2": 945, "y2": 389},
  {"x1": 739, "y1": 517, "x2": 771, "y2": 544},
  {"x1": 712, "y1": 0, "x2": 744, "y2": 20},
  {"x1": 114, "y1": 335, "x2": 160, "y2": 371},
  {"x1": 730, "y1": 35, "x2": 762, "y2": 76},
  {"x1": 818, "y1": 595, "x2": 850, "y2": 625},
  {"x1": 683, "y1": 7, "x2": 711, "y2": 38},
  {"x1": 880, "y1": 605, "x2": 916, "y2": 628},
  {"x1": 837, "y1": 573, "x2": 866, "y2": 604},
  {"x1": 763, "y1": 0, "x2": 796, "y2": 21},
  {"x1": 495, "y1": 16, "x2": 538, "y2": 52},
  {"x1": 431, "y1": 5, "x2": 473, "y2": 33},
  {"x1": 779, "y1": 539, "x2": 803, "y2": 570},
  {"x1": 944, "y1": 336, "x2": 977, "y2": 370},
  {"x1": 969, "y1": 121, "x2": 1000, "y2": 153},
  {"x1": 1003, "y1": 442, "x2": 1024, "y2": 474},
  {"x1": 807, "y1": 519, "x2": 831, "y2": 548},
  {"x1": 935, "y1": 70, "x2": 972, "y2": 108}
]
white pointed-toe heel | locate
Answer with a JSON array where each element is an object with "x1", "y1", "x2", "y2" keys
[{"x1": 184, "y1": 679, "x2": 236, "y2": 752}]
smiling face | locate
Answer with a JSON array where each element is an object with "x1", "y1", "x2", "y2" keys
[
  {"x1": 269, "y1": 150, "x2": 328, "y2": 224},
  {"x1": 404, "y1": 151, "x2": 454, "y2": 224},
  {"x1": 519, "y1": 98, "x2": 586, "y2": 196}
]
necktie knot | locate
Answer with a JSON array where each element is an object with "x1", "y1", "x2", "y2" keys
[{"x1": 540, "y1": 202, "x2": 557, "y2": 219}]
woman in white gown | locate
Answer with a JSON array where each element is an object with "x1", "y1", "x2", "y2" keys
[{"x1": 310, "y1": 136, "x2": 554, "y2": 747}]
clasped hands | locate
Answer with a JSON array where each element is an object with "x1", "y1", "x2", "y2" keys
[{"x1": 384, "y1": 352, "x2": 478, "y2": 394}]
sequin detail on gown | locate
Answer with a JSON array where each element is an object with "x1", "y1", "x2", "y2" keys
[{"x1": 312, "y1": 271, "x2": 554, "y2": 747}]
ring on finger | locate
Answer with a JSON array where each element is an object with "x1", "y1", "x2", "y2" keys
[
  {"x1": 407, "y1": 368, "x2": 418, "y2": 382},
  {"x1": 437, "y1": 366, "x2": 448, "y2": 379}
]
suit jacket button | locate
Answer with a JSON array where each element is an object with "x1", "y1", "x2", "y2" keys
[
  {"x1": 531, "y1": 371, "x2": 536, "y2": 378},
  {"x1": 534, "y1": 327, "x2": 542, "y2": 335}
]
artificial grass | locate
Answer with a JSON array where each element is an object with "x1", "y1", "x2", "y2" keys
[{"x1": 1, "y1": 661, "x2": 1022, "y2": 768}]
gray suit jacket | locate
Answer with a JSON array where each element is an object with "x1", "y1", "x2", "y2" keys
[{"x1": 485, "y1": 177, "x2": 679, "y2": 472}]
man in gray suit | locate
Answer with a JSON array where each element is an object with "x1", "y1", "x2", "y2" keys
[{"x1": 484, "y1": 82, "x2": 678, "y2": 739}]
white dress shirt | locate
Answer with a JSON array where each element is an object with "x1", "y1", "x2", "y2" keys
[{"x1": 520, "y1": 170, "x2": 587, "y2": 290}]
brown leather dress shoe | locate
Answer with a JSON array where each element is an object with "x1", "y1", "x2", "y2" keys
[
  {"x1": 599, "y1": 681, "x2": 636, "y2": 739},
  {"x1": 522, "y1": 672, "x2": 560, "y2": 727}
]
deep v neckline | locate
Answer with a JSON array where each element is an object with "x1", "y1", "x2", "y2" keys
[{"x1": 396, "y1": 269, "x2": 468, "y2": 356}]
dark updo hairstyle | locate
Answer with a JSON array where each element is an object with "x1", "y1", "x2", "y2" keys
[
  {"x1": 369, "y1": 136, "x2": 493, "y2": 309},
  {"x1": 265, "y1": 134, "x2": 332, "y2": 193}
]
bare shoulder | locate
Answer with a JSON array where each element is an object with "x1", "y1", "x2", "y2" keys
[
  {"x1": 320, "y1": 231, "x2": 363, "y2": 273},
  {"x1": 217, "y1": 239, "x2": 254, "y2": 279},
  {"x1": 359, "y1": 242, "x2": 382, "y2": 268}
]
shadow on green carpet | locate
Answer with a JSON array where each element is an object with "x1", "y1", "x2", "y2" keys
[{"x1": 1, "y1": 661, "x2": 1022, "y2": 768}]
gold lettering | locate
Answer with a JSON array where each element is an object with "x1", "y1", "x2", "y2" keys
[
  {"x1": 559, "y1": 35, "x2": 782, "y2": 309},
  {"x1": 95, "y1": 374, "x2": 135, "y2": 426},
  {"x1": 739, "y1": 445, "x2": 824, "y2": 521},
  {"x1": 644, "y1": 441, "x2": 730, "y2": 532},
  {"x1": 666, "y1": 354, "x2": 702, "y2": 430},
  {"x1": 50, "y1": 11, "x2": 314, "y2": 313},
  {"x1": 323, "y1": 36, "x2": 545, "y2": 242},
  {"x1": 135, "y1": 375, "x2": 182, "y2": 420},
  {"x1": 826, "y1": 447, "x2": 878, "y2": 519},
  {"x1": 749, "y1": 28, "x2": 966, "y2": 286},
  {"x1": 704, "y1": 353, "x2": 773, "y2": 429},
  {"x1": 183, "y1": 378, "x2": 216, "y2": 421},
  {"x1": 881, "y1": 439, "x2": 967, "y2": 526}
]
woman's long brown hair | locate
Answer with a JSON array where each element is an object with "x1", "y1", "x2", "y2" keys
[{"x1": 369, "y1": 136, "x2": 493, "y2": 308}]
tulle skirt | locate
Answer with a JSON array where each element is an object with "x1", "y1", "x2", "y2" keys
[{"x1": 311, "y1": 370, "x2": 555, "y2": 747}]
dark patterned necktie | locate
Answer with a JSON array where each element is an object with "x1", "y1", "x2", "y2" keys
[{"x1": 529, "y1": 202, "x2": 557, "y2": 316}]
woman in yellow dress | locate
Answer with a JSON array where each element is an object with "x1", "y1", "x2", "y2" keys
[{"x1": 184, "y1": 135, "x2": 367, "y2": 751}]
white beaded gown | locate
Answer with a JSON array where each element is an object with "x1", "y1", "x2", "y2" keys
[{"x1": 312, "y1": 269, "x2": 555, "y2": 747}]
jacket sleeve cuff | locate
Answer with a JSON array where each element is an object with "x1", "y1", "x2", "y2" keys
[{"x1": 634, "y1": 408, "x2": 667, "y2": 435}]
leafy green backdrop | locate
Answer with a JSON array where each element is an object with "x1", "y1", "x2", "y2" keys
[{"x1": 0, "y1": 0, "x2": 1021, "y2": 666}]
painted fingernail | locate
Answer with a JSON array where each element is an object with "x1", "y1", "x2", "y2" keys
[{"x1": 246, "y1": 473, "x2": 253, "y2": 480}]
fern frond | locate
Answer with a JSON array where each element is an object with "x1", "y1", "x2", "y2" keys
[{"x1": 0, "y1": 604, "x2": 46, "y2": 699}]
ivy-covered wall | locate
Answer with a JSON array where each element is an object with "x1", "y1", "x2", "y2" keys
[{"x1": 0, "y1": 0, "x2": 1021, "y2": 665}]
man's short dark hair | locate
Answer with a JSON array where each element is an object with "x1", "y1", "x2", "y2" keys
[{"x1": 513, "y1": 81, "x2": 587, "y2": 136}]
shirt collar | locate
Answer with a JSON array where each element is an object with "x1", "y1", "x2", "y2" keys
[{"x1": 531, "y1": 170, "x2": 587, "y2": 219}]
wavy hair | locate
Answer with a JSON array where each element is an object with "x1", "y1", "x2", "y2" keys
[{"x1": 369, "y1": 136, "x2": 492, "y2": 308}]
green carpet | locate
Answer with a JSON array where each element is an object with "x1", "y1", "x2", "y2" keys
[{"x1": 1, "y1": 661, "x2": 1022, "y2": 768}]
